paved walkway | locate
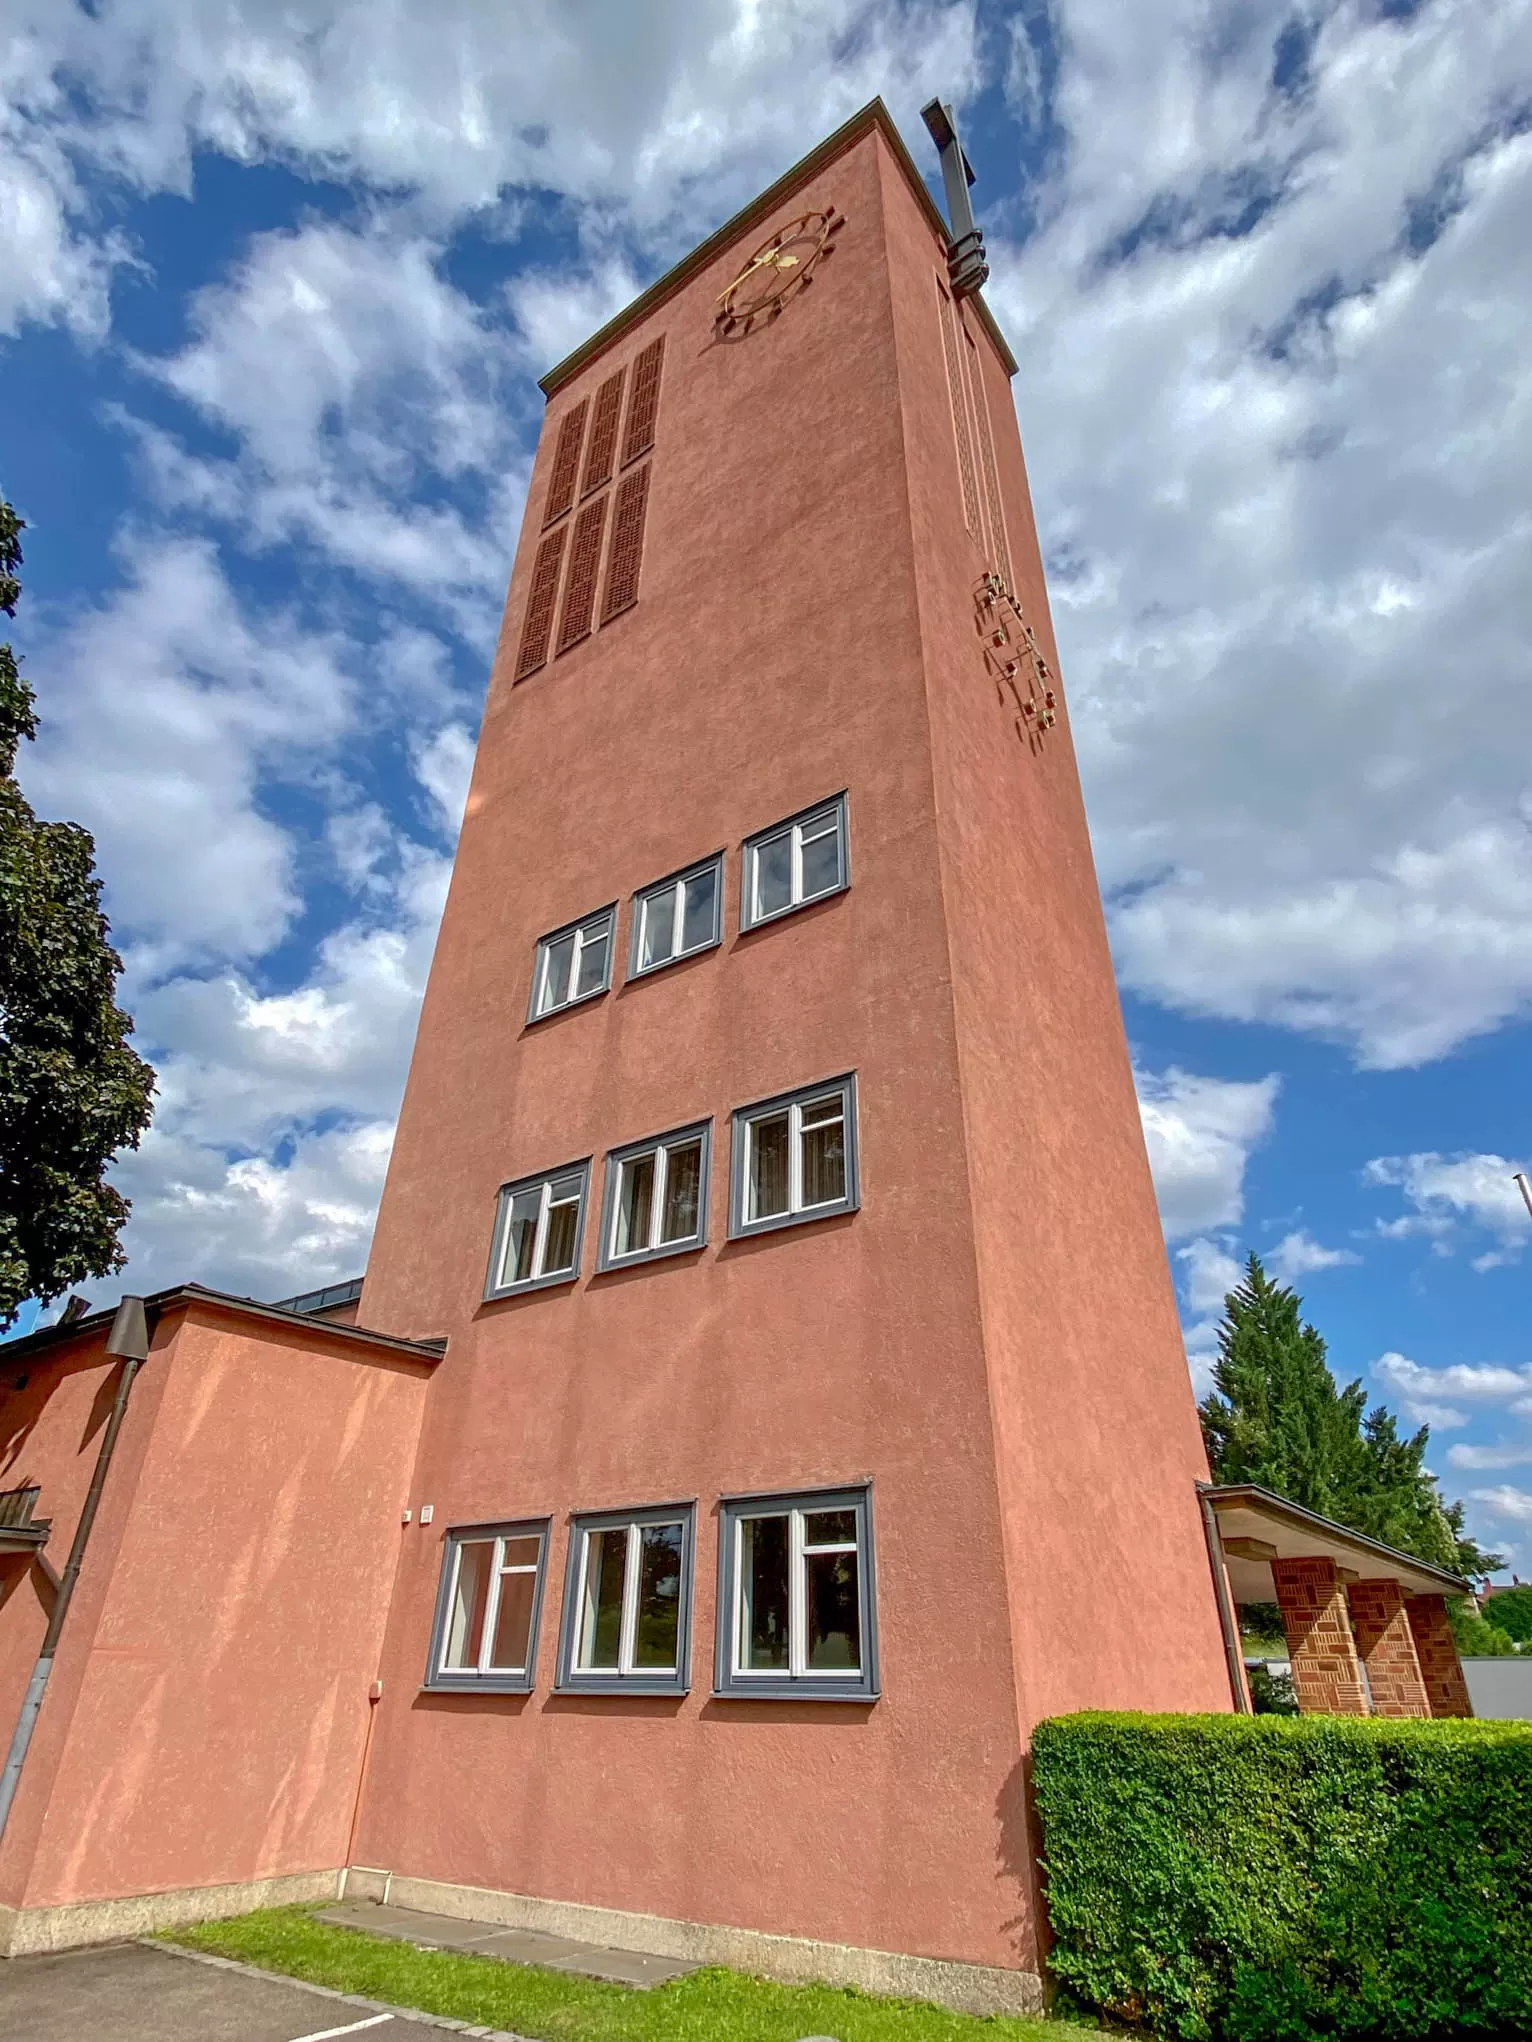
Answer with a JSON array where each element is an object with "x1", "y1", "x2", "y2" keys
[{"x1": 317, "y1": 1899, "x2": 698, "y2": 1989}]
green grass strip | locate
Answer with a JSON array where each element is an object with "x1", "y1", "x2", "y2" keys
[{"x1": 163, "y1": 1906, "x2": 1088, "y2": 2042}]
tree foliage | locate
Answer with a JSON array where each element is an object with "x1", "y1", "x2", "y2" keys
[
  {"x1": 1483, "y1": 1584, "x2": 1532, "y2": 1644},
  {"x1": 1200, "y1": 1255, "x2": 1503, "y2": 1593},
  {"x1": 0, "y1": 492, "x2": 155, "y2": 1325}
]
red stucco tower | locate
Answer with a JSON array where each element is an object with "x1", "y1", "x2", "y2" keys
[{"x1": 355, "y1": 100, "x2": 1230, "y2": 2010}]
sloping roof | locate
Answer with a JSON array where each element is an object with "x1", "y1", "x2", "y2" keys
[
  {"x1": 1, "y1": 1282, "x2": 444, "y2": 1367},
  {"x1": 539, "y1": 96, "x2": 1018, "y2": 396},
  {"x1": 1204, "y1": 1481, "x2": 1471, "y2": 1600}
]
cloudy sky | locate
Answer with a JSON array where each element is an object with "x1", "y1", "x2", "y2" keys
[{"x1": 3, "y1": 0, "x2": 1530, "y2": 1573}]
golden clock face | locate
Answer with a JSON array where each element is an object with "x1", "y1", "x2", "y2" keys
[{"x1": 715, "y1": 208, "x2": 841, "y2": 336}]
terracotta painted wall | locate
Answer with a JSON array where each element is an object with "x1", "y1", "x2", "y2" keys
[
  {"x1": 1, "y1": 1308, "x2": 430, "y2": 1911},
  {"x1": 359, "y1": 125, "x2": 1038, "y2": 1973},
  {"x1": 877, "y1": 146, "x2": 1232, "y2": 1723}
]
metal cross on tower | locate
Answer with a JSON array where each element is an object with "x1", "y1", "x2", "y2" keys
[{"x1": 921, "y1": 98, "x2": 989, "y2": 298}]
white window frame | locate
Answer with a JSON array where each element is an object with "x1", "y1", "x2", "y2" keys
[
  {"x1": 627, "y1": 853, "x2": 724, "y2": 980},
  {"x1": 740, "y1": 793, "x2": 849, "y2": 931},
  {"x1": 728, "y1": 1073, "x2": 858, "y2": 1239},
  {"x1": 485, "y1": 1160, "x2": 590, "y2": 1298},
  {"x1": 426, "y1": 1518, "x2": 550, "y2": 1693},
  {"x1": 714, "y1": 1485, "x2": 878, "y2": 1702},
  {"x1": 597, "y1": 1120, "x2": 712, "y2": 1271},
  {"x1": 555, "y1": 1502, "x2": 695, "y2": 1696},
  {"x1": 528, "y1": 904, "x2": 616, "y2": 1022}
]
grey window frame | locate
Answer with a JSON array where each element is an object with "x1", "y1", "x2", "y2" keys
[
  {"x1": 424, "y1": 1516, "x2": 551, "y2": 1694},
  {"x1": 740, "y1": 792, "x2": 849, "y2": 932},
  {"x1": 714, "y1": 1483, "x2": 879, "y2": 1702},
  {"x1": 596, "y1": 1119, "x2": 712, "y2": 1272},
  {"x1": 554, "y1": 1500, "x2": 696, "y2": 1696},
  {"x1": 484, "y1": 1159, "x2": 591, "y2": 1299},
  {"x1": 527, "y1": 903, "x2": 617, "y2": 1023},
  {"x1": 728, "y1": 1072, "x2": 859, "y2": 1240},
  {"x1": 627, "y1": 852, "x2": 724, "y2": 980}
]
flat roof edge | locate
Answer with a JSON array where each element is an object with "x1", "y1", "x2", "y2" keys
[
  {"x1": 1, "y1": 1284, "x2": 446, "y2": 1367},
  {"x1": 1202, "y1": 1481, "x2": 1471, "y2": 1595},
  {"x1": 538, "y1": 96, "x2": 1017, "y2": 396}
]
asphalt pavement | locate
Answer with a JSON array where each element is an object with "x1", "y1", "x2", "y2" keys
[{"x1": 0, "y1": 1939, "x2": 486, "y2": 2042}]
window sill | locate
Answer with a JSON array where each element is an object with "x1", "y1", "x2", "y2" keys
[
  {"x1": 727, "y1": 1197, "x2": 858, "y2": 1243},
  {"x1": 422, "y1": 1677, "x2": 535, "y2": 1696},
  {"x1": 625, "y1": 934, "x2": 722, "y2": 985},
  {"x1": 594, "y1": 1236, "x2": 706, "y2": 1275},
  {"x1": 483, "y1": 1269, "x2": 580, "y2": 1302},
  {"x1": 552, "y1": 1679, "x2": 689, "y2": 1699},
  {"x1": 710, "y1": 1683, "x2": 879, "y2": 1703}
]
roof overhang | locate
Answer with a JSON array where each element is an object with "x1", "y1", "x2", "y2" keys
[
  {"x1": 0, "y1": 1283, "x2": 445, "y2": 1369},
  {"x1": 539, "y1": 96, "x2": 1017, "y2": 397},
  {"x1": 1203, "y1": 1482, "x2": 1470, "y2": 1601}
]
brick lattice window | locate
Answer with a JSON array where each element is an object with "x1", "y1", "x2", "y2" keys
[
  {"x1": 621, "y1": 338, "x2": 665, "y2": 467},
  {"x1": 556, "y1": 496, "x2": 609, "y2": 655},
  {"x1": 581, "y1": 368, "x2": 626, "y2": 497},
  {"x1": 514, "y1": 526, "x2": 568, "y2": 679},
  {"x1": 600, "y1": 463, "x2": 651, "y2": 623},
  {"x1": 543, "y1": 398, "x2": 589, "y2": 526}
]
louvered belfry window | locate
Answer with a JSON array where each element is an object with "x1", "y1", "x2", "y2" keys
[
  {"x1": 556, "y1": 496, "x2": 609, "y2": 655},
  {"x1": 514, "y1": 334, "x2": 664, "y2": 679},
  {"x1": 514, "y1": 526, "x2": 569, "y2": 680},
  {"x1": 543, "y1": 398, "x2": 589, "y2": 527}
]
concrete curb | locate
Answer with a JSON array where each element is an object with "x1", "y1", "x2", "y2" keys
[{"x1": 142, "y1": 1936, "x2": 537, "y2": 2041}]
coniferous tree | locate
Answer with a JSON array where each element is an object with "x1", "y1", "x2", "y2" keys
[
  {"x1": 1200, "y1": 1254, "x2": 1501, "y2": 1590},
  {"x1": 0, "y1": 493, "x2": 155, "y2": 1325}
]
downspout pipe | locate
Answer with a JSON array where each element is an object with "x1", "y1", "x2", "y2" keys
[
  {"x1": 1198, "y1": 1483, "x2": 1251, "y2": 1713},
  {"x1": 0, "y1": 1297, "x2": 152, "y2": 1844}
]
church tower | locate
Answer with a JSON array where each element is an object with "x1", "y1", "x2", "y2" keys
[{"x1": 355, "y1": 99, "x2": 1230, "y2": 2010}]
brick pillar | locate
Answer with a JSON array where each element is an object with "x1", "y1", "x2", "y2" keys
[
  {"x1": 1346, "y1": 1579, "x2": 1430, "y2": 1717},
  {"x1": 1404, "y1": 1594, "x2": 1474, "y2": 1718},
  {"x1": 1271, "y1": 1556, "x2": 1370, "y2": 1716}
]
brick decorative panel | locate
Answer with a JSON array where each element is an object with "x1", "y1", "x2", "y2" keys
[
  {"x1": 581, "y1": 367, "x2": 626, "y2": 498},
  {"x1": 1346, "y1": 1579, "x2": 1430, "y2": 1718},
  {"x1": 965, "y1": 325, "x2": 1012, "y2": 582},
  {"x1": 1271, "y1": 1556, "x2": 1370, "y2": 1716},
  {"x1": 621, "y1": 337, "x2": 665, "y2": 467},
  {"x1": 600, "y1": 462, "x2": 651, "y2": 623},
  {"x1": 514, "y1": 526, "x2": 568, "y2": 680},
  {"x1": 543, "y1": 398, "x2": 589, "y2": 526},
  {"x1": 555, "y1": 496, "x2": 608, "y2": 656},
  {"x1": 1405, "y1": 1593, "x2": 1475, "y2": 1718}
]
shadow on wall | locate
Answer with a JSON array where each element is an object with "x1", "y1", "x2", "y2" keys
[{"x1": 995, "y1": 1753, "x2": 1042, "y2": 1971}]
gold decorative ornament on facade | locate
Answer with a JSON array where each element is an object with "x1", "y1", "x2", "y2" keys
[
  {"x1": 974, "y1": 572, "x2": 1057, "y2": 747},
  {"x1": 715, "y1": 208, "x2": 843, "y2": 335}
]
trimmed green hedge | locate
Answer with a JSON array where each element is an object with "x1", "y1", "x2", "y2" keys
[{"x1": 1030, "y1": 1712, "x2": 1532, "y2": 2041}]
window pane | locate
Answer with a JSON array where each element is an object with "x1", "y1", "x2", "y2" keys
[
  {"x1": 741, "y1": 1514, "x2": 790, "y2": 1671},
  {"x1": 633, "y1": 1522, "x2": 683, "y2": 1670},
  {"x1": 680, "y1": 865, "x2": 717, "y2": 952},
  {"x1": 500, "y1": 1536, "x2": 541, "y2": 1569},
  {"x1": 639, "y1": 887, "x2": 677, "y2": 970},
  {"x1": 804, "y1": 1509, "x2": 857, "y2": 1548},
  {"x1": 806, "y1": 1547, "x2": 861, "y2": 1672},
  {"x1": 748, "y1": 1112, "x2": 791, "y2": 1220},
  {"x1": 541, "y1": 1200, "x2": 579, "y2": 1276},
  {"x1": 800, "y1": 1109, "x2": 846, "y2": 1207},
  {"x1": 488, "y1": 1568, "x2": 536, "y2": 1673},
  {"x1": 540, "y1": 933, "x2": 575, "y2": 1011},
  {"x1": 504, "y1": 1188, "x2": 542, "y2": 1284},
  {"x1": 579, "y1": 1528, "x2": 627, "y2": 1670},
  {"x1": 444, "y1": 1541, "x2": 492, "y2": 1670},
  {"x1": 798, "y1": 813, "x2": 841, "y2": 900},
  {"x1": 614, "y1": 1151, "x2": 656, "y2": 1257},
  {"x1": 752, "y1": 831, "x2": 791, "y2": 920},
  {"x1": 659, "y1": 1139, "x2": 702, "y2": 1244},
  {"x1": 575, "y1": 918, "x2": 610, "y2": 997}
]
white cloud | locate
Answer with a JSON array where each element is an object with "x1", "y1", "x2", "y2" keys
[
  {"x1": 985, "y1": 0, "x2": 1532, "y2": 1068},
  {"x1": 1136, "y1": 1066, "x2": 1278, "y2": 1240},
  {"x1": 1447, "y1": 1443, "x2": 1532, "y2": 1472},
  {"x1": 1469, "y1": 1484, "x2": 1532, "y2": 1526},
  {"x1": 1267, "y1": 1229, "x2": 1360, "y2": 1281},
  {"x1": 1174, "y1": 1235, "x2": 1244, "y2": 1392},
  {"x1": 1373, "y1": 1351, "x2": 1532, "y2": 1431},
  {"x1": 412, "y1": 722, "x2": 477, "y2": 838},
  {"x1": 1365, "y1": 1152, "x2": 1532, "y2": 1265}
]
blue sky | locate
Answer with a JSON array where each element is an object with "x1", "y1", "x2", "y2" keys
[{"x1": 3, "y1": 0, "x2": 1530, "y2": 1575}]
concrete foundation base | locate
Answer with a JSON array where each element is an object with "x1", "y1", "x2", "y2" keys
[
  {"x1": 339, "y1": 1868, "x2": 1045, "y2": 2017},
  {"x1": 0, "y1": 1868, "x2": 344, "y2": 1957}
]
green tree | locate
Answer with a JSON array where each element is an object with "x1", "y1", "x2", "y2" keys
[
  {"x1": 0, "y1": 493, "x2": 155, "y2": 1326},
  {"x1": 1200, "y1": 1254, "x2": 1502, "y2": 1594},
  {"x1": 1482, "y1": 1584, "x2": 1532, "y2": 1643}
]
